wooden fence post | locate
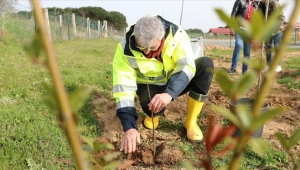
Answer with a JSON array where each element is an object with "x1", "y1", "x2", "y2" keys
[
  {"x1": 72, "y1": 13, "x2": 76, "y2": 37},
  {"x1": 44, "y1": 8, "x2": 51, "y2": 41},
  {"x1": 102, "y1": 20, "x2": 107, "y2": 38},
  {"x1": 87, "y1": 17, "x2": 90, "y2": 39},
  {"x1": 98, "y1": 20, "x2": 101, "y2": 38},
  {"x1": 59, "y1": 15, "x2": 62, "y2": 27}
]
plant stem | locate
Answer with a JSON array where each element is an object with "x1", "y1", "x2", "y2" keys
[
  {"x1": 30, "y1": 1, "x2": 88, "y2": 169},
  {"x1": 228, "y1": 1, "x2": 300, "y2": 169},
  {"x1": 252, "y1": 0, "x2": 300, "y2": 118},
  {"x1": 228, "y1": 134, "x2": 250, "y2": 169}
]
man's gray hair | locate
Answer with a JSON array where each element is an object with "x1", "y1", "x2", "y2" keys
[{"x1": 134, "y1": 15, "x2": 165, "y2": 48}]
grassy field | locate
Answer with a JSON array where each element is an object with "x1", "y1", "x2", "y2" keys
[
  {"x1": 0, "y1": 37, "x2": 299, "y2": 169},
  {"x1": 0, "y1": 39, "x2": 118, "y2": 169}
]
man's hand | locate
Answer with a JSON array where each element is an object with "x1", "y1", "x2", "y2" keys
[
  {"x1": 120, "y1": 128, "x2": 140, "y2": 154},
  {"x1": 279, "y1": 25, "x2": 285, "y2": 32},
  {"x1": 230, "y1": 29, "x2": 235, "y2": 36},
  {"x1": 148, "y1": 93, "x2": 172, "y2": 114}
]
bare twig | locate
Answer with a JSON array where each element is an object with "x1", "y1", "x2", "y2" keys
[
  {"x1": 30, "y1": 1, "x2": 88, "y2": 169},
  {"x1": 146, "y1": 84, "x2": 156, "y2": 158}
]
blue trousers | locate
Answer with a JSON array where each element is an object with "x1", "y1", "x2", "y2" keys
[
  {"x1": 230, "y1": 32, "x2": 251, "y2": 74},
  {"x1": 266, "y1": 32, "x2": 283, "y2": 65}
]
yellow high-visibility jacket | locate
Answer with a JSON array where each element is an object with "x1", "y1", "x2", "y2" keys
[{"x1": 113, "y1": 16, "x2": 195, "y2": 131}]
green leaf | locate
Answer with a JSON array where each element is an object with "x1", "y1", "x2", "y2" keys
[
  {"x1": 232, "y1": 72, "x2": 256, "y2": 98},
  {"x1": 251, "y1": 108, "x2": 285, "y2": 131},
  {"x1": 215, "y1": 8, "x2": 249, "y2": 41},
  {"x1": 213, "y1": 105, "x2": 241, "y2": 129},
  {"x1": 253, "y1": 6, "x2": 284, "y2": 43},
  {"x1": 24, "y1": 34, "x2": 44, "y2": 57},
  {"x1": 81, "y1": 136, "x2": 95, "y2": 152},
  {"x1": 250, "y1": 58, "x2": 266, "y2": 72},
  {"x1": 215, "y1": 9, "x2": 238, "y2": 30},
  {"x1": 275, "y1": 132, "x2": 288, "y2": 149},
  {"x1": 288, "y1": 129, "x2": 300, "y2": 148},
  {"x1": 42, "y1": 82, "x2": 59, "y2": 111},
  {"x1": 236, "y1": 104, "x2": 252, "y2": 129},
  {"x1": 69, "y1": 86, "x2": 92, "y2": 112},
  {"x1": 94, "y1": 142, "x2": 115, "y2": 152},
  {"x1": 250, "y1": 11, "x2": 264, "y2": 31},
  {"x1": 249, "y1": 138, "x2": 267, "y2": 156},
  {"x1": 215, "y1": 71, "x2": 233, "y2": 98},
  {"x1": 249, "y1": 10, "x2": 266, "y2": 41},
  {"x1": 103, "y1": 152, "x2": 120, "y2": 162}
]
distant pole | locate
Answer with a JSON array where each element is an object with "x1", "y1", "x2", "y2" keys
[
  {"x1": 103, "y1": 20, "x2": 107, "y2": 38},
  {"x1": 294, "y1": 27, "x2": 299, "y2": 44},
  {"x1": 98, "y1": 20, "x2": 101, "y2": 39},
  {"x1": 72, "y1": 13, "x2": 76, "y2": 37},
  {"x1": 180, "y1": 0, "x2": 184, "y2": 25},
  {"x1": 67, "y1": 13, "x2": 70, "y2": 41},
  {"x1": 44, "y1": 8, "x2": 51, "y2": 41}
]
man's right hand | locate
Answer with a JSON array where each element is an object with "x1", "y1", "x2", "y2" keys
[{"x1": 120, "y1": 128, "x2": 140, "y2": 154}]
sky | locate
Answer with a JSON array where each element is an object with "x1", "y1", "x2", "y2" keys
[{"x1": 17, "y1": 0, "x2": 299, "y2": 32}]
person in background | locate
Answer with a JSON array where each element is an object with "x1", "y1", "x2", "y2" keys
[
  {"x1": 258, "y1": 0, "x2": 286, "y2": 72},
  {"x1": 112, "y1": 15, "x2": 214, "y2": 154},
  {"x1": 228, "y1": 0, "x2": 257, "y2": 74}
]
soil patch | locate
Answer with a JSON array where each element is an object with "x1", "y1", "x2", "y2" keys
[{"x1": 93, "y1": 45, "x2": 300, "y2": 168}]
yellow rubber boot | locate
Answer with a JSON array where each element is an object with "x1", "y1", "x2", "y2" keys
[
  {"x1": 143, "y1": 116, "x2": 160, "y2": 129},
  {"x1": 184, "y1": 92, "x2": 206, "y2": 142}
]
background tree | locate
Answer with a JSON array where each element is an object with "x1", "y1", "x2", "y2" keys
[
  {"x1": 77, "y1": 6, "x2": 108, "y2": 21},
  {"x1": 186, "y1": 28, "x2": 203, "y2": 38},
  {"x1": 105, "y1": 11, "x2": 128, "y2": 30},
  {"x1": 0, "y1": 0, "x2": 17, "y2": 13},
  {"x1": 186, "y1": 28, "x2": 203, "y2": 35}
]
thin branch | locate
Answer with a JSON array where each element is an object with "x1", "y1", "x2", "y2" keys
[
  {"x1": 228, "y1": 0, "x2": 300, "y2": 169},
  {"x1": 30, "y1": 0, "x2": 88, "y2": 169}
]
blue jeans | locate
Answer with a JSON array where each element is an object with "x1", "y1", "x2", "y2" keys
[
  {"x1": 266, "y1": 32, "x2": 282, "y2": 65},
  {"x1": 230, "y1": 32, "x2": 251, "y2": 74}
]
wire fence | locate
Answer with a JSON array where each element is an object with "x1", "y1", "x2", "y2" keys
[
  {"x1": 190, "y1": 28, "x2": 300, "y2": 45},
  {"x1": 1, "y1": 4, "x2": 299, "y2": 45},
  {"x1": 0, "y1": 4, "x2": 126, "y2": 43}
]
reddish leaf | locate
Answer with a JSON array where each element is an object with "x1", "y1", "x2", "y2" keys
[
  {"x1": 215, "y1": 138, "x2": 238, "y2": 157},
  {"x1": 205, "y1": 115, "x2": 219, "y2": 154},
  {"x1": 209, "y1": 123, "x2": 223, "y2": 150},
  {"x1": 201, "y1": 159, "x2": 213, "y2": 170},
  {"x1": 213, "y1": 124, "x2": 237, "y2": 146},
  {"x1": 205, "y1": 115, "x2": 237, "y2": 155}
]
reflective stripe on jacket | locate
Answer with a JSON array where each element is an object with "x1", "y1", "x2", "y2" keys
[{"x1": 112, "y1": 15, "x2": 195, "y2": 131}]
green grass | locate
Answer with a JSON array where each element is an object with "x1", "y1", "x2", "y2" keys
[
  {"x1": 0, "y1": 38, "x2": 118, "y2": 169},
  {"x1": 1, "y1": 33, "x2": 299, "y2": 169},
  {"x1": 278, "y1": 57, "x2": 300, "y2": 90}
]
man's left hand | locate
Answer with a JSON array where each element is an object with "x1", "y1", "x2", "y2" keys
[{"x1": 148, "y1": 93, "x2": 172, "y2": 114}]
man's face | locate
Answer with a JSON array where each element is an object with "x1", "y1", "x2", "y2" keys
[{"x1": 136, "y1": 39, "x2": 161, "y2": 54}]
